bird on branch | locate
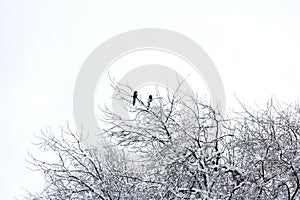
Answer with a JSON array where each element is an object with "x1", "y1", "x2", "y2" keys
[
  {"x1": 133, "y1": 91, "x2": 138, "y2": 106},
  {"x1": 147, "y1": 95, "x2": 153, "y2": 109}
]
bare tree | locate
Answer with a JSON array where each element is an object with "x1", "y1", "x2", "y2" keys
[
  {"x1": 26, "y1": 125, "x2": 160, "y2": 199},
  {"x1": 225, "y1": 99, "x2": 300, "y2": 199},
  {"x1": 101, "y1": 82, "x2": 233, "y2": 199},
  {"x1": 25, "y1": 82, "x2": 300, "y2": 199}
]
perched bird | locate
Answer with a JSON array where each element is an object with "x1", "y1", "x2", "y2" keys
[
  {"x1": 147, "y1": 95, "x2": 153, "y2": 109},
  {"x1": 133, "y1": 91, "x2": 138, "y2": 106}
]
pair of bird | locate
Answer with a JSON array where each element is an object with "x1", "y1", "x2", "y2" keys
[{"x1": 133, "y1": 91, "x2": 152, "y2": 108}]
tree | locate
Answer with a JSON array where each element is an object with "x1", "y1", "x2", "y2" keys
[
  {"x1": 225, "y1": 99, "x2": 300, "y2": 199},
  {"x1": 25, "y1": 83, "x2": 300, "y2": 199}
]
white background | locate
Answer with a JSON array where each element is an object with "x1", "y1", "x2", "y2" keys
[{"x1": 0, "y1": 0, "x2": 299, "y2": 199}]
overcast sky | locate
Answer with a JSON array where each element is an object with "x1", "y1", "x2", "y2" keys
[{"x1": 0, "y1": 0, "x2": 300, "y2": 199}]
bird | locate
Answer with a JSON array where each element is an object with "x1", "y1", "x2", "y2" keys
[
  {"x1": 133, "y1": 91, "x2": 138, "y2": 106},
  {"x1": 147, "y1": 95, "x2": 153, "y2": 109}
]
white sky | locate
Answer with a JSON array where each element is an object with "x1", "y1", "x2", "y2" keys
[{"x1": 0, "y1": 0, "x2": 300, "y2": 199}]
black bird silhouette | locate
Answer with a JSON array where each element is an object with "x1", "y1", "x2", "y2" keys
[
  {"x1": 133, "y1": 91, "x2": 138, "y2": 106},
  {"x1": 147, "y1": 95, "x2": 153, "y2": 109}
]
